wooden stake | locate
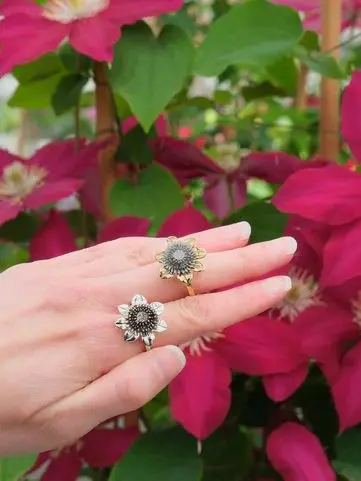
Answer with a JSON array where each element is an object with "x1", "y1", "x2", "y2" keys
[
  {"x1": 295, "y1": 63, "x2": 308, "y2": 110},
  {"x1": 319, "y1": 0, "x2": 342, "y2": 161},
  {"x1": 94, "y1": 62, "x2": 117, "y2": 221}
]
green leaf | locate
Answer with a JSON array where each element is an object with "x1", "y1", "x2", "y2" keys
[
  {"x1": 109, "y1": 427, "x2": 202, "y2": 481},
  {"x1": 8, "y1": 73, "x2": 65, "y2": 108},
  {"x1": 110, "y1": 22, "x2": 194, "y2": 131},
  {"x1": 12, "y1": 53, "x2": 64, "y2": 84},
  {"x1": 0, "y1": 453, "x2": 37, "y2": 481},
  {"x1": 299, "y1": 30, "x2": 320, "y2": 52},
  {"x1": 0, "y1": 244, "x2": 29, "y2": 272},
  {"x1": 0, "y1": 213, "x2": 40, "y2": 242},
  {"x1": 242, "y1": 82, "x2": 287, "y2": 102},
  {"x1": 266, "y1": 56, "x2": 298, "y2": 95},
  {"x1": 201, "y1": 426, "x2": 253, "y2": 481},
  {"x1": 223, "y1": 201, "x2": 287, "y2": 243},
  {"x1": 109, "y1": 164, "x2": 184, "y2": 230},
  {"x1": 59, "y1": 43, "x2": 93, "y2": 73},
  {"x1": 195, "y1": 0, "x2": 303, "y2": 76},
  {"x1": 51, "y1": 73, "x2": 88, "y2": 115},
  {"x1": 115, "y1": 124, "x2": 156, "y2": 165},
  {"x1": 334, "y1": 428, "x2": 361, "y2": 480},
  {"x1": 295, "y1": 46, "x2": 345, "y2": 79}
]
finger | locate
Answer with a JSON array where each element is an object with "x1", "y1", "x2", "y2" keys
[
  {"x1": 78, "y1": 274, "x2": 293, "y2": 377},
  {"x1": 38, "y1": 346, "x2": 186, "y2": 444},
  {"x1": 89, "y1": 236, "x2": 297, "y2": 305},
  {"x1": 50, "y1": 221, "x2": 251, "y2": 275}
]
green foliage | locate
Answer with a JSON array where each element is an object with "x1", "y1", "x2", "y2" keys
[
  {"x1": 115, "y1": 124, "x2": 156, "y2": 165},
  {"x1": 110, "y1": 22, "x2": 195, "y2": 131},
  {"x1": 51, "y1": 74, "x2": 88, "y2": 115},
  {"x1": 334, "y1": 428, "x2": 361, "y2": 480},
  {"x1": 109, "y1": 427, "x2": 203, "y2": 481},
  {"x1": 195, "y1": 0, "x2": 303, "y2": 76},
  {"x1": 0, "y1": 453, "x2": 37, "y2": 481},
  {"x1": 223, "y1": 201, "x2": 288, "y2": 243},
  {"x1": 109, "y1": 165, "x2": 184, "y2": 230}
]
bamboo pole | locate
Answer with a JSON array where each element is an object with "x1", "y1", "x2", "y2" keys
[
  {"x1": 94, "y1": 62, "x2": 117, "y2": 221},
  {"x1": 295, "y1": 64, "x2": 308, "y2": 110},
  {"x1": 319, "y1": 0, "x2": 342, "y2": 161}
]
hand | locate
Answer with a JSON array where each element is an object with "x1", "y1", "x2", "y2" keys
[{"x1": 0, "y1": 222, "x2": 296, "y2": 455}]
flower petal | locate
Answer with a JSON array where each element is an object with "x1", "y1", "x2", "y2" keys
[
  {"x1": 98, "y1": 216, "x2": 150, "y2": 243},
  {"x1": 29, "y1": 211, "x2": 77, "y2": 261},
  {"x1": 273, "y1": 164, "x2": 361, "y2": 225},
  {"x1": 118, "y1": 305, "x2": 130, "y2": 316},
  {"x1": 169, "y1": 350, "x2": 231, "y2": 439},
  {"x1": 193, "y1": 262, "x2": 204, "y2": 272},
  {"x1": 24, "y1": 179, "x2": 84, "y2": 210},
  {"x1": 196, "y1": 247, "x2": 207, "y2": 259},
  {"x1": 124, "y1": 331, "x2": 139, "y2": 342},
  {"x1": 341, "y1": 71, "x2": 361, "y2": 163},
  {"x1": 0, "y1": 200, "x2": 21, "y2": 227},
  {"x1": 266, "y1": 422, "x2": 336, "y2": 481},
  {"x1": 160, "y1": 268, "x2": 173, "y2": 279},
  {"x1": 155, "y1": 319, "x2": 168, "y2": 332},
  {"x1": 104, "y1": 0, "x2": 183, "y2": 24},
  {"x1": 155, "y1": 252, "x2": 165, "y2": 263},
  {"x1": 242, "y1": 151, "x2": 303, "y2": 183},
  {"x1": 151, "y1": 302, "x2": 164, "y2": 315},
  {"x1": 131, "y1": 294, "x2": 147, "y2": 305},
  {"x1": 81, "y1": 427, "x2": 140, "y2": 467},
  {"x1": 158, "y1": 205, "x2": 212, "y2": 237},
  {"x1": 263, "y1": 364, "x2": 309, "y2": 402},
  {"x1": 115, "y1": 319, "x2": 128, "y2": 330},
  {"x1": 167, "y1": 236, "x2": 178, "y2": 244},
  {"x1": 331, "y1": 341, "x2": 361, "y2": 431},
  {"x1": 218, "y1": 317, "x2": 306, "y2": 375},
  {"x1": 142, "y1": 333, "x2": 156, "y2": 348},
  {"x1": 41, "y1": 450, "x2": 82, "y2": 481}
]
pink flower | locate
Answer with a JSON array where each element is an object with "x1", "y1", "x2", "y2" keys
[
  {"x1": 34, "y1": 426, "x2": 140, "y2": 481},
  {"x1": 151, "y1": 137, "x2": 320, "y2": 218},
  {"x1": 30, "y1": 210, "x2": 149, "y2": 261},
  {"x1": 266, "y1": 422, "x2": 336, "y2": 481},
  {"x1": 0, "y1": 139, "x2": 103, "y2": 226},
  {"x1": 270, "y1": 0, "x2": 361, "y2": 31},
  {"x1": 273, "y1": 164, "x2": 361, "y2": 226},
  {"x1": 0, "y1": 0, "x2": 182, "y2": 75},
  {"x1": 342, "y1": 71, "x2": 361, "y2": 164},
  {"x1": 157, "y1": 204, "x2": 211, "y2": 238},
  {"x1": 331, "y1": 340, "x2": 361, "y2": 431}
]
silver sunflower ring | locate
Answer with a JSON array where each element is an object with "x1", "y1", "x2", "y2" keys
[{"x1": 115, "y1": 294, "x2": 167, "y2": 350}]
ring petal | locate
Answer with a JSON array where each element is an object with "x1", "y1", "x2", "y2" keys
[
  {"x1": 118, "y1": 304, "x2": 129, "y2": 316},
  {"x1": 131, "y1": 294, "x2": 147, "y2": 305},
  {"x1": 155, "y1": 319, "x2": 168, "y2": 332},
  {"x1": 142, "y1": 333, "x2": 156, "y2": 348},
  {"x1": 151, "y1": 302, "x2": 164, "y2": 315},
  {"x1": 124, "y1": 330, "x2": 139, "y2": 342},
  {"x1": 115, "y1": 319, "x2": 128, "y2": 330}
]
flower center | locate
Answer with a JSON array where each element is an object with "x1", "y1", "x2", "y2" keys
[
  {"x1": 136, "y1": 311, "x2": 149, "y2": 323},
  {"x1": 43, "y1": 0, "x2": 109, "y2": 23},
  {"x1": 173, "y1": 249, "x2": 186, "y2": 261},
  {"x1": 127, "y1": 305, "x2": 158, "y2": 337},
  {"x1": 180, "y1": 332, "x2": 225, "y2": 356},
  {"x1": 163, "y1": 243, "x2": 196, "y2": 276},
  {"x1": 272, "y1": 267, "x2": 323, "y2": 322},
  {"x1": 0, "y1": 161, "x2": 47, "y2": 203}
]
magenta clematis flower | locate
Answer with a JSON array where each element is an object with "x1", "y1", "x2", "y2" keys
[
  {"x1": 270, "y1": 0, "x2": 361, "y2": 31},
  {"x1": 0, "y1": 139, "x2": 103, "y2": 226},
  {"x1": 0, "y1": 0, "x2": 182, "y2": 75},
  {"x1": 266, "y1": 422, "x2": 336, "y2": 481},
  {"x1": 151, "y1": 137, "x2": 324, "y2": 218},
  {"x1": 33, "y1": 426, "x2": 140, "y2": 481},
  {"x1": 341, "y1": 71, "x2": 361, "y2": 164},
  {"x1": 158, "y1": 207, "x2": 305, "y2": 438},
  {"x1": 30, "y1": 210, "x2": 150, "y2": 261},
  {"x1": 260, "y1": 218, "x2": 358, "y2": 401}
]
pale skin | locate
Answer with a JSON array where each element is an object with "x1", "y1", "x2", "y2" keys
[{"x1": 0, "y1": 222, "x2": 297, "y2": 456}]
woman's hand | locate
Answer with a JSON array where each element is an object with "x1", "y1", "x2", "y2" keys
[{"x1": 0, "y1": 222, "x2": 296, "y2": 455}]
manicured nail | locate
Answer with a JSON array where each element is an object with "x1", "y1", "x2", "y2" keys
[
  {"x1": 239, "y1": 221, "x2": 251, "y2": 239},
  {"x1": 285, "y1": 236, "x2": 297, "y2": 255},
  {"x1": 264, "y1": 275, "x2": 292, "y2": 294},
  {"x1": 164, "y1": 345, "x2": 187, "y2": 370}
]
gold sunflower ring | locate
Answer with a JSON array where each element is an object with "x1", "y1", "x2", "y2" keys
[{"x1": 155, "y1": 236, "x2": 206, "y2": 296}]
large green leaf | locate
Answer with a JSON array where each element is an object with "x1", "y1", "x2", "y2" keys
[
  {"x1": 8, "y1": 73, "x2": 66, "y2": 109},
  {"x1": 12, "y1": 53, "x2": 64, "y2": 84},
  {"x1": 223, "y1": 201, "x2": 287, "y2": 243},
  {"x1": 109, "y1": 164, "x2": 184, "y2": 230},
  {"x1": 295, "y1": 46, "x2": 345, "y2": 79},
  {"x1": 110, "y1": 22, "x2": 194, "y2": 131},
  {"x1": 109, "y1": 427, "x2": 202, "y2": 481},
  {"x1": 334, "y1": 428, "x2": 361, "y2": 480},
  {"x1": 51, "y1": 73, "x2": 88, "y2": 115},
  {"x1": 195, "y1": 0, "x2": 303, "y2": 76},
  {"x1": 0, "y1": 453, "x2": 37, "y2": 481}
]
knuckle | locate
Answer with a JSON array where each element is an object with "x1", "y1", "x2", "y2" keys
[
  {"x1": 40, "y1": 282, "x2": 88, "y2": 311},
  {"x1": 177, "y1": 295, "x2": 211, "y2": 329},
  {"x1": 125, "y1": 239, "x2": 152, "y2": 267}
]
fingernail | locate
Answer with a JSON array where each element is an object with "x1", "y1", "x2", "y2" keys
[
  {"x1": 264, "y1": 275, "x2": 292, "y2": 294},
  {"x1": 239, "y1": 221, "x2": 251, "y2": 239},
  {"x1": 284, "y1": 236, "x2": 297, "y2": 255},
  {"x1": 164, "y1": 345, "x2": 186, "y2": 370}
]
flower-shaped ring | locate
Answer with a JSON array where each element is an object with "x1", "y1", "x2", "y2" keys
[
  {"x1": 115, "y1": 294, "x2": 167, "y2": 350},
  {"x1": 155, "y1": 236, "x2": 206, "y2": 296}
]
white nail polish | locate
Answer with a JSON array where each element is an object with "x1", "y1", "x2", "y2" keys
[
  {"x1": 285, "y1": 236, "x2": 298, "y2": 255},
  {"x1": 239, "y1": 221, "x2": 251, "y2": 239},
  {"x1": 265, "y1": 275, "x2": 292, "y2": 294},
  {"x1": 165, "y1": 345, "x2": 186, "y2": 369}
]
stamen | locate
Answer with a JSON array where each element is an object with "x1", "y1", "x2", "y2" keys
[
  {"x1": 272, "y1": 267, "x2": 323, "y2": 322},
  {"x1": 180, "y1": 332, "x2": 225, "y2": 356},
  {"x1": 43, "y1": 0, "x2": 109, "y2": 23},
  {"x1": 0, "y1": 162, "x2": 47, "y2": 202}
]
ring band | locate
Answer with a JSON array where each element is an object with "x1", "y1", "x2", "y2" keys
[
  {"x1": 155, "y1": 236, "x2": 206, "y2": 296},
  {"x1": 115, "y1": 294, "x2": 167, "y2": 349}
]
